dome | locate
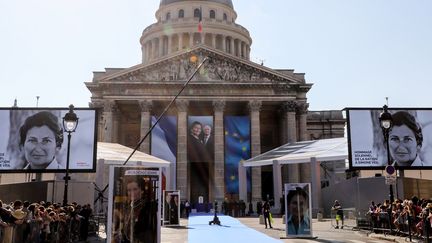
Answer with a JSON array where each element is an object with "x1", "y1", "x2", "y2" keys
[{"x1": 160, "y1": 0, "x2": 233, "y2": 9}]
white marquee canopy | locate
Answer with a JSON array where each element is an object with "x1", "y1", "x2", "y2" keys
[
  {"x1": 239, "y1": 137, "x2": 348, "y2": 212},
  {"x1": 243, "y1": 137, "x2": 347, "y2": 167},
  {"x1": 97, "y1": 142, "x2": 170, "y2": 167}
]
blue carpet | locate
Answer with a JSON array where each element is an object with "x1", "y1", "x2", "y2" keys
[{"x1": 188, "y1": 214, "x2": 281, "y2": 243}]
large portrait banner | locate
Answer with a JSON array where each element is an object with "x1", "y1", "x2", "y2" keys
[
  {"x1": 107, "y1": 166, "x2": 161, "y2": 243},
  {"x1": 284, "y1": 183, "x2": 312, "y2": 238},
  {"x1": 0, "y1": 108, "x2": 97, "y2": 172},
  {"x1": 347, "y1": 108, "x2": 432, "y2": 169},
  {"x1": 187, "y1": 116, "x2": 213, "y2": 204}
]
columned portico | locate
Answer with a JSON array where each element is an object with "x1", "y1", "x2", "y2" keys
[{"x1": 87, "y1": 0, "x2": 314, "y2": 206}]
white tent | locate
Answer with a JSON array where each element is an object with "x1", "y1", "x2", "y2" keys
[
  {"x1": 93, "y1": 142, "x2": 171, "y2": 215},
  {"x1": 97, "y1": 142, "x2": 170, "y2": 167},
  {"x1": 239, "y1": 137, "x2": 348, "y2": 212},
  {"x1": 243, "y1": 137, "x2": 347, "y2": 167}
]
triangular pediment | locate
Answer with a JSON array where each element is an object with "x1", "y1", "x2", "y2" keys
[{"x1": 96, "y1": 45, "x2": 307, "y2": 87}]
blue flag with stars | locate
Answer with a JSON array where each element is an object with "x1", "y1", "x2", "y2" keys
[{"x1": 224, "y1": 116, "x2": 251, "y2": 194}]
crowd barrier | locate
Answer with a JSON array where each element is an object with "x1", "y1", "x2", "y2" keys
[
  {"x1": 329, "y1": 208, "x2": 432, "y2": 242},
  {"x1": 0, "y1": 215, "x2": 102, "y2": 243}
]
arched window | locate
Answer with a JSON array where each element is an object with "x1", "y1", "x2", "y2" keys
[
  {"x1": 210, "y1": 10, "x2": 216, "y2": 19},
  {"x1": 178, "y1": 9, "x2": 184, "y2": 18},
  {"x1": 223, "y1": 13, "x2": 227, "y2": 21},
  {"x1": 194, "y1": 8, "x2": 200, "y2": 18},
  {"x1": 166, "y1": 12, "x2": 171, "y2": 20}
]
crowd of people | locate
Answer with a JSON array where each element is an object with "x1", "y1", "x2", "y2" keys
[
  {"x1": 367, "y1": 196, "x2": 432, "y2": 239},
  {"x1": 0, "y1": 199, "x2": 93, "y2": 243}
]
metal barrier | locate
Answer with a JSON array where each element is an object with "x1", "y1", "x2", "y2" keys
[{"x1": 330, "y1": 207, "x2": 358, "y2": 229}]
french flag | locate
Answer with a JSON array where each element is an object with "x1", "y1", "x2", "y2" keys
[{"x1": 198, "y1": 7, "x2": 203, "y2": 32}]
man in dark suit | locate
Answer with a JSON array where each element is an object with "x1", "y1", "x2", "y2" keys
[{"x1": 202, "y1": 124, "x2": 214, "y2": 162}]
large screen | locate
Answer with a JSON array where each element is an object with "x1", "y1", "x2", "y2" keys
[
  {"x1": 284, "y1": 183, "x2": 312, "y2": 238},
  {"x1": 107, "y1": 166, "x2": 160, "y2": 243},
  {"x1": 346, "y1": 108, "x2": 432, "y2": 169},
  {"x1": 0, "y1": 108, "x2": 97, "y2": 172}
]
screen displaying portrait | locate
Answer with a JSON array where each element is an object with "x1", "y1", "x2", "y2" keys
[
  {"x1": 284, "y1": 183, "x2": 312, "y2": 238},
  {"x1": 0, "y1": 108, "x2": 97, "y2": 172},
  {"x1": 162, "y1": 190, "x2": 180, "y2": 226},
  {"x1": 107, "y1": 166, "x2": 160, "y2": 243},
  {"x1": 347, "y1": 108, "x2": 432, "y2": 169}
]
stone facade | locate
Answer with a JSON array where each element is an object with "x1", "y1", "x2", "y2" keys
[{"x1": 85, "y1": 0, "x2": 342, "y2": 204}]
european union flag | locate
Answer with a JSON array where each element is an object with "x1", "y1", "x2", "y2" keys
[{"x1": 225, "y1": 116, "x2": 251, "y2": 194}]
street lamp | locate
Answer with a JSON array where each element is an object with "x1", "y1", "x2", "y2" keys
[
  {"x1": 62, "y1": 104, "x2": 79, "y2": 206},
  {"x1": 379, "y1": 104, "x2": 394, "y2": 203},
  {"x1": 379, "y1": 104, "x2": 395, "y2": 233}
]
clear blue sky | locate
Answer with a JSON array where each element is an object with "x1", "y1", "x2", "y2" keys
[{"x1": 1, "y1": 0, "x2": 431, "y2": 110}]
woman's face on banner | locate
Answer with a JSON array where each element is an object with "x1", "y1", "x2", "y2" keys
[
  {"x1": 191, "y1": 123, "x2": 202, "y2": 137},
  {"x1": 23, "y1": 125, "x2": 59, "y2": 168},
  {"x1": 127, "y1": 181, "x2": 142, "y2": 201},
  {"x1": 389, "y1": 125, "x2": 420, "y2": 164},
  {"x1": 289, "y1": 194, "x2": 306, "y2": 218}
]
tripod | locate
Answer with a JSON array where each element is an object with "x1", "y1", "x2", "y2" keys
[{"x1": 209, "y1": 201, "x2": 221, "y2": 226}]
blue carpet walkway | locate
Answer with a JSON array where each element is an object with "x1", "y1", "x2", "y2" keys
[{"x1": 188, "y1": 214, "x2": 281, "y2": 243}]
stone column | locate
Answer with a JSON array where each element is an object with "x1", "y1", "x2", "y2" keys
[
  {"x1": 146, "y1": 42, "x2": 151, "y2": 62},
  {"x1": 297, "y1": 102, "x2": 310, "y2": 182},
  {"x1": 200, "y1": 32, "x2": 205, "y2": 44},
  {"x1": 242, "y1": 43, "x2": 247, "y2": 59},
  {"x1": 212, "y1": 34, "x2": 217, "y2": 49},
  {"x1": 246, "y1": 45, "x2": 250, "y2": 60},
  {"x1": 89, "y1": 101, "x2": 104, "y2": 142},
  {"x1": 158, "y1": 37, "x2": 164, "y2": 58},
  {"x1": 189, "y1": 33, "x2": 194, "y2": 47},
  {"x1": 237, "y1": 40, "x2": 241, "y2": 57},
  {"x1": 178, "y1": 33, "x2": 183, "y2": 51},
  {"x1": 139, "y1": 100, "x2": 152, "y2": 154},
  {"x1": 213, "y1": 100, "x2": 225, "y2": 203},
  {"x1": 102, "y1": 100, "x2": 116, "y2": 143},
  {"x1": 142, "y1": 43, "x2": 146, "y2": 63},
  {"x1": 230, "y1": 38, "x2": 235, "y2": 55},
  {"x1": 176, "y1": 100, "x2": 189, "y2": 200},
  {"x1": 152, "y1": 39, "x2": 157, "y2": 60},
  {"x1": 222, "y1": 35, "x2": 226, "y2": 52},
  {"x1": 249, "y1": 100, "x2": 262, "y2": 203},
  {"x1": 167, "y1": 35, "x2": 172, "y2": 55},
  {"x1": 272, "y1": 161, "x2": 282, "y2": 210},
  {"x1": 112, "y1": 106, "x2": 120, "y2": 143},
  {"x1": 283, "y1": 101, "x2": 300, "y2": 182}
]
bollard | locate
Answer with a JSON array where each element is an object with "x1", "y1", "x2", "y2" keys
[
  {"x1": 259, "y1": 214, "x2": 264, "y2": 224},
  {"x1": 317, "y1": 212, "x2": 323, "y2": 222}
]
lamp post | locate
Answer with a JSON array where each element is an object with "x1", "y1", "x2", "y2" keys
[
  {"x1": 379, "y1": 104, "x2": 394, "y2": 232},
  {"x1": 62, "y1": 104, "x2": 79, "y2": 206}
]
